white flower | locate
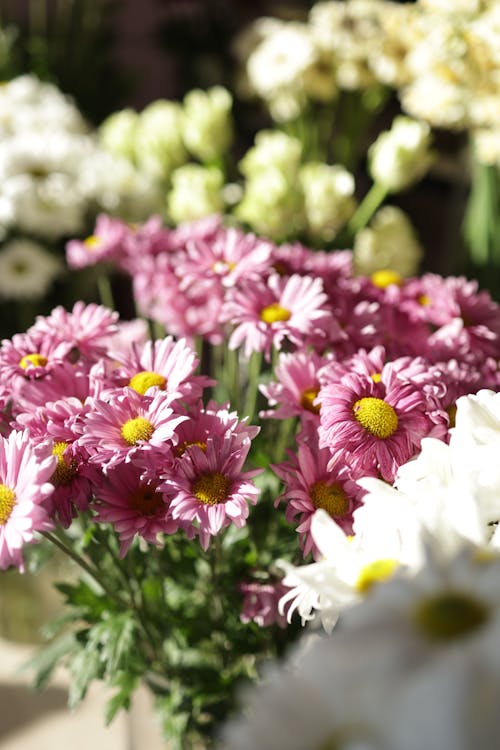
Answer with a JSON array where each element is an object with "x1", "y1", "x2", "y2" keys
[
  {"x1": 182, "y1": 86, "x2": 233, "y2": 162},
  {"x1": 166, "y1": 164, "x2": 224, "y2": 224},
  {"x1": 99, "y1": 108, "x2": 139, "y2": 162},
  {"x1": 300, "y1": 162, "x2": 356, "y2": 241},
  {"x1": 0, "y1": 238, "x2": 61, "y2": 299},
  {"x1": 353, "y1": 206, "x2": 423, "y2": 277},
  {"x1": 239, "y1": 130, "x2": 302, "y2": 181},
  {"x1": 368, "y1": 116, "x2": 434, "y2": 192},
  {"x1": 133, "y1": 100, "x2": 187, "y2": 181}
]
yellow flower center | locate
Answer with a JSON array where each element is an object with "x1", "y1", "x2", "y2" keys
[
  {"x1": 51, "y1": 442, "x2": 77, "y2": 486},
  {"x1": 128, "y1": 485, "x2": 164, "y2": 516},
  {"x1": 192, "y1": 472, "x2": 230, "y2": 505},
  {"x1": 260, "y1": 303, "x2": 291, "y2": 324},
  {"x1": 356, "y1": 559, "x2": 399, "y2": 594},
  {"x1": 371, "y1": 269, "x2": 403, "y2": 289},
  {"x1": 371, "y1": 372, "x2": 382, "y2": 383},
  {"x1": 83, "y1": 234, "x2": 102, "y2": 250},
  {"x1": 414, "y1": 591, "x2": 489, "y2": 641},
  {"x1": 19, "y1": 353, "x2": 48, "y2": 369},
  {"x1": 175, "y1": 440, "x2": 207, "y2": 457},
  {"x1": 121, "y1": 417, "x2": 155, "y2": 445},
  {"x1": 300, "y1": 386, "x2": 320, "y2": 414},
  {"x1": 353, "y1": 397, "x2": 398, "y2": 439},
  {"x1": 128, "y1": 371, "x2": 167, "y2": 396},
  {"x1": 418, "y1": 294, "x2": 430, "y2": 306},
  {"x1": 0, "y1": 484, "x2": 15, "y2": 525},
  {"x1": 310, "y1": 481, "x2": 349, "y2": 517}
]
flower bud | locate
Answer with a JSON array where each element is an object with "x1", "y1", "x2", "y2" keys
[
  {"x1": 239, "y1": 130, "x2": 302, "y2": 182},
  {"x1": 99, "y1": 109, "x2": 139, "y2": 162},
  {"x1": 300, "y1": 162, "x2": 356, "y2": 242},
  {"x1": 167, "y1": 164, "x2": 224, "y2": 223},
  {"x1": 368, "y1": 116, "x2": 434, "y2": 192},
  {"x1": 182, "y1": 86, "x2": 233, "y2": 163},
  {"x1": 134, "y1": 100, "x2": 187, "y2": 181}
]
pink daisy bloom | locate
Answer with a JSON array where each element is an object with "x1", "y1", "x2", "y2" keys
[
  {"x1": 0, "y1": 330, "x2": 68, "y2": 384},
  {"x1": 273, "y1": 432, "x2": 363, "y2": 558},
  {"x1": 79, "y1": 389, "x2": 187, "y2": 470},
  {"x1": 109, "y1": 336, "x2": 212, "y2": 404},
  {"x1": 0, "y1": 430, "x2": 56, "y2": 571},
  {"x1": 168, "y1": 214, "x2": 224, "y2": 249},
  {"x1": 224, "y1": 273, "x2": 331, "y2": 360},
  {"x1": 15, "y1": 397, "x2": 93, "y2": 527},
  {"x1": 239, "y1": 580, "x2": 292, "y2": 629},
  {"x1": 260, "y1": 350, "x2": 332, "y2": 422},
  {"x1": 66, "y1": 214, "x2": 130, "y2": 270},
  {"x1": 160, "y1": 435, "x2": 261, "y2": 550},
  {"x1": 29, "y1": 301, "x2": 119, "y2": 363},
  {"x1": 318, "y1": 368, "x2": 440, "y2": 482},
  {"x1": 175, "y1": 227, "x2": 274, "y2": 291},
  {"x1": 93, "y1": 459, "x2": 178, "y2": 557},
  {"x1": 119, "y1": 215, "x2": 173, "y2": 273},
  {"x1": 17, "y1": 360, "x2": 98, "y2": 412}
]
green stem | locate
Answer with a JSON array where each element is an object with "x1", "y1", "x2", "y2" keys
[
  {"x1": 224, "y1": 345, "x2": 240, "y2": 412},
  {"x1": 41, "y1": 530, "x2": 117, "y2": 600},
  {"x1": 243, "y1": 351, "x2": 262, "y2": 423},
  {"x1": 97, "y1": 274, "x2": 114, "y2": 310},
  {"x1": 347, "y1": 181, "x2": 388, "y2": 237}
]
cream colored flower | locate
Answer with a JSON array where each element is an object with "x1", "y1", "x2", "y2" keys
[
  {"x1": 0, "y1": 238, "x2": 61, "y2": 299},
  {"x1": 167, "y1": 165, "x2": 224, "y2": 224},
  {"x1": 182, "y1": 86, "x2": 233, "y2": 162},
  {"x1": 353, "y1": 205, "x2": 423, "y2": 277},
  {"x1": 134, "y1": 100, "x2": 187, "y2": 181},
  {"x1": 300, "y1": 162, "x2": 356, "y2": 242},
  {"x1": 368, "y1": 116, "x2": 434, "y2": 192},
  {"x1": 99, "y1": 109, "x2": 139, "y2": 162}
]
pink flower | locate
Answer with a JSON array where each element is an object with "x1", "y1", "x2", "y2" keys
[
  {"x1": 172, "y1": 400, "x2": 259, "y2": 459},
  {"x1": 160, "y1": 435, "x2": 261, "y2": 550},
  {"x1": 260, "y1": 350, "x2": 332, "y2": 422},
  {"x1": 239, "y1": 581, "x2": 292, "y2": 628},
  {"x1": 109, "y1": 336, "x2": 212, "y2": 404},
  {"x1": 0, "y1": 430, "x2": 56, "y2": 571},
  {"x1": 93, "y1": 460, "x2": 178, "y2": 557},
  {"x1": 224, "y1": 273, "x2": 331, "y2": 359},
  {"x1": 66, "y1": 214, "x2": 130, "y2": 270},
  {"x1": 273, "y1": 432, "x2": 363, "y2": 558},
  {"x1": 318, "y1": 367, "x2": 441, "y2": 482},
  {"x1": 79, "y1": 389, "x2": 187, "y2": 470},
  {"x1": 29, "y1": 301, "x2": 119, "y2": 363}
]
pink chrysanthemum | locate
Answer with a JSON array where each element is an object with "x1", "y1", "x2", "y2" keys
[
  {"x1": 0, "y1": 430, "x2": 56, "y2": 570},
  {"x1": 15, "y1": 397, "x2": 92, "y2": 527},
  {"x1": 239, "y1": 581, "x2": 292, "y2": 629},
  {"x1": 160, "y1": 435, "x2": 261, "y2": 550},
  {"x1": 260, "y1": 350, "x2": 332, "y2": 422},
  {"x1": 318, "y1": 367, "x2": 441, "y2": 482},
  {"x1": 224, "y1": 273, "x2": 331, "y2": 359},
  {"x1": 93, "y1": 460, "x2": 178, "y2": 557},
  {"x1": 66, "y1": 214, "x2": 130, "y2": 270},
  {"x1": 273, "y1": 432, "x2": 363, "y2": 558},
  {"x1": 0, "y1": 330, "x2": 68, "y2": 383},
  {"x1": 109, "y1": 336, "x2": 212, "y2": 404},
  {"x1": 29, "y1": 301, "x2": 119, "y2": 363},
  {"x1": 79, "y1": 389, "x2": 187, "y2": 470}
]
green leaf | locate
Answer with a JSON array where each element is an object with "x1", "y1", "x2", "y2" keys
[
  {"x1": 68, "y1": 646, "x2": 102, "y2": 708},
  {"x1": 104, "y1": 672, "x2": 139, "y2": 725},
  {"x1": 19, "y1": 632, "x2": 76, "y2": 690}
]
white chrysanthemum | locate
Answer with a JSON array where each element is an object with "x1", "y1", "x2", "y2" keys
[
  {"x1": 353, "y1": 206, "x2": 423, "y2": 277},
  {"x1": 368, "y1": 116, "x2": 434, "y2": 192},
  {"x1": 239, "y1": 130, "x2": 302, "y2": 181},
  {"x1": 472, "y1": 128, "x2": 500, "y2": 166},
  {"x1": 279, "y1": 508, "x2": 423, "y2": 633},
  {"x1": 182, "y1": 86, "x2": 233, "y2": 162},
  {"x1": 0, "y1": 74, "x2": 88, "y2": 137},
  {"x1": 0, "y1": 238, "x2": 62, "y2": 299},
  {"x1": 235, "y1": 168, "x2": 306, "y2": 241},
  {"x1": 133, "y1": 100, "x2": 187, "y2": 181},
  {"x1": 99, "y1": 108, "x2": 139, "y2": 162}
]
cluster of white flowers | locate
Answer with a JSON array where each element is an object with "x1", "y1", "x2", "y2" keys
[{"x1": 222, "y1": 390, "x2": 500, "y2": 749}]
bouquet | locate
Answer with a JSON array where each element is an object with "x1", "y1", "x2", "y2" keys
[{"x1": 1, "y1": 210, "x2": 500, "y2": 748}]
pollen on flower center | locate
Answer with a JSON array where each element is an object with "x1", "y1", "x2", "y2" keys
[
  {"x1": 19, "y1": 353, "x2": 48, "y2": 369},
  {"x1": 121, "y1": 417, "x2": 155, "y2": 445},
  {"x1": 51, "y1": 442, "x2": 77, "y2": 486},
  {"x1": 192, "y1": 472, "x2": 230, "y2": 505},
  {"x1": 83, "y1": 234, "x2": 102, "y2": 250},
  {"x1": 0, "y1": 483, "x2": 16, "y2": 525},
  {"x1": 129, "y1": 486, "x2": 164, "y2": 516},
  {"x1": 414, "y1": 590, "x2": 490, "y2": 641},
  {"x1": 175, "y1": 440, "x2": 207, "y2": 457},
  {"x1": 371, "y1": 269, "x2": 403, "y2": 289},
  {"x1": 260, "y1": 303, "x2": 291, "y2": 324},
  {"x1": 129, "y1": 370, "x2": 167, "y2": 396},
  {"x1": 356, "y1": 559, "x2": 399, "y2": 594},
  {"x1": 300, "y1": 386, "x2": 321, "y2": 414},
  {"x1": 310, "y1": 481, "x2": 349, "y2": 517},
  {"x1": 353, "y1": 397, "x2": 398, "y2": 439}
]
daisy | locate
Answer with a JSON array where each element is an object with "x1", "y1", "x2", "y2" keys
[
  {"x1": 160, "y1": 434, "x2": 261, "y2": 550},
  {"x1": 0, "y1": 429, "x2": 56, "y2": 570},
  {"x1": 66, "y1": 213, "x2": 130, "y2": 270},
  {"x1": 273, "y1": 432, "x2": 363, "y2": 558},
  {"x1": 318, "y1": 368, "x2": 439, "y2": 481},
  {"x1": 224, "y1": 273, "x2": 331, "y2": 360},
  {"x1": 0, "y1": 238, "x2": 61, "y2": 300},
  {"x1": 239, "y1": 581, "x2": 291, "y2": 629},
  {"x1": 79, "y1": 389, "x2": 187, "y2": 470},
  {"x1": 93, "y1": 459, "x2": 178, "y2": 557},
  {"x1": 110, "y1": 335, "x2": 212, "y2": 403}
]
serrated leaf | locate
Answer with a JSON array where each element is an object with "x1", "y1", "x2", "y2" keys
[
  {"x1": 19, "y1": 632, "x2": 76, "y2": 690},
  {"x1": 104, "y1": 672, "x2": 139, "y2": 725},
  {"x1": 68, "y1": 646, "x2": 101, "y2": 708},
  {"x1": 56, "y1": 579, "x2": 109, "y2": 620}
]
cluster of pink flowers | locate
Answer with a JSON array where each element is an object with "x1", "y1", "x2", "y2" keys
[{"x1": 0, "y1": 299, "x2": 261, "y2": 568}]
